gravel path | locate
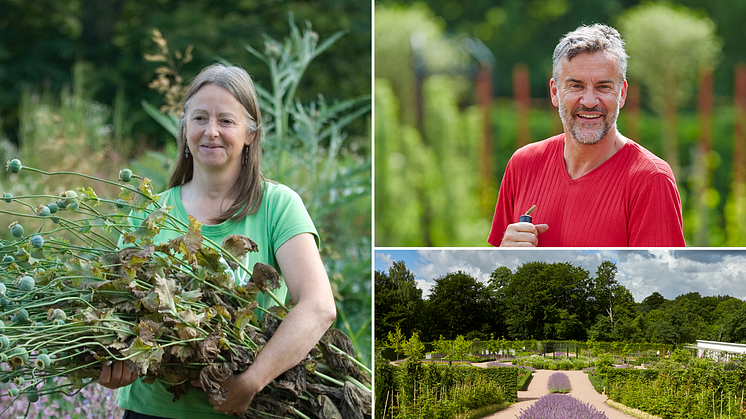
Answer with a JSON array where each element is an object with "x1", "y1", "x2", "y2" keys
[{"x1": 476, "y1": 367, "x2": 639, "y2": 419}]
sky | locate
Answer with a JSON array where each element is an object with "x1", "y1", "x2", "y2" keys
[{"x1": 374, "y1": 248, "x2": 746, "y2": 302}]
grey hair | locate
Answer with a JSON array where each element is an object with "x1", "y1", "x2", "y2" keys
[{"x1": 552, "y1": 23, "x2": 628, "y2": 82}]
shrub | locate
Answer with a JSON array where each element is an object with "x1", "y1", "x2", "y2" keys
[
  {"x1": 380, "y1": 362, "x2": 513, "y2": 419},
  {"x1": 517, "y1": 366, "x2": 535, "y2": 391},
  {"x1": 516, "y1": 394, "x2": 609, "y2": 419},
  {"x1": 605, "y1": 361, "x2": 746, "y2": 419},
  {"x1": 548, "y1": 372, "x2": 572, "y2": 393},
  {"x1": 585, "y1": 368, "x2": 606, "y2": 394},
  {"x1": 559, "y1": 359, "x2": 573, "y2": 370}
]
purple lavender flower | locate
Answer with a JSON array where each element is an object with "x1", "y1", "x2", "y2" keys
[
  {"x1": 547, "y1": 372, "x2": 571, "y2": 393},
  {"x1": 517, "y1": 393, "x2": 609, "y2": 419},
  {"x1": 0, "y1": 377, "x2": 124, "y2": 418}
]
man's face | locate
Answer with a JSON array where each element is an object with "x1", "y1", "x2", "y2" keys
[{"x1": 550, "y1": 51, "x2": 627, "y2": 145}]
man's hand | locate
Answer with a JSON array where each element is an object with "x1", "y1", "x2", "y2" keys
[
  {"x1": 500, "y1": 222, "x2": 549, "y2": 247},
  {"x1": 98, "y1": 361, "x2": 138, "y2": 389}
]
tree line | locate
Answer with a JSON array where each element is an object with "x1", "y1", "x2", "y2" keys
[{"x1": 375, "y1": 260, "x2": 746, "y2": 346}]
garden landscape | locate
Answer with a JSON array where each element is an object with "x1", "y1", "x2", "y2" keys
[{"x1": 375, "y1": 250, "x2": 746, "y2": 419}]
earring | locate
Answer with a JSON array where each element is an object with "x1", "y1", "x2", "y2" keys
[
  {"x1": 185, "y1": 147, "x2": 190, "y2": 158},
  {"x1": 243, "y1": 145, "x2": 249, "y2": 166}
]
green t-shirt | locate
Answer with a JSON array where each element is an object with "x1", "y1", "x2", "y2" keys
[{"x1": 116, "y1": 181, "x2": 318, "y2": 418}]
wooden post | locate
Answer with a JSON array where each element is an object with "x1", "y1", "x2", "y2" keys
[
  {"x1": 476, "y1": 63, "x2": 494, "y2": 216},
  {"x1": 625, "y1": 82, "x2": 641, "y2": 142},
  {"x1": 513, "y1": 63, "x2": 531, "y2": 149},
  {"x1": 731, "y1": 64, "x2": 746, "y2": 245},
  {"x1": 694, "y1": 67, "x2": 713, "y2": 246},
  {"x1": 663, "y1": 74, "x2": 679, "y2": 179}
]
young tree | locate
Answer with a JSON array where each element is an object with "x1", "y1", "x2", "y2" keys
[
  {"x1": 432, "y1": 335, "x2": 453, "y2": 361},
  {"x1": 452, "y1": 335, "x2": 472, "y2": 363},
  {"x1": 403, "y1": 331, "x2": 426, "y2": 361},
  {"x1": 386, "y1": 324, "x2": 407, "y2": 361}
]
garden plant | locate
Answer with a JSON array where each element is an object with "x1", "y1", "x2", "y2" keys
[
  {"x1": 547, "y1": 372, "x2": 571, "y2": 394},
  {"x1": 0, "y1": 160, "x2": 371, "y2": 419},
  {"x1": 516, "y1": 393, "x2": 608, "y2": 419},
  {"x1": 605, "y1": 352, "x2": 746, "y2": 419}
]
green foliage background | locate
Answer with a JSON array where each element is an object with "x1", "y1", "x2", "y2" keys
[{"x1": 0, "y1": 0, "x2": 371, "y2": 148}]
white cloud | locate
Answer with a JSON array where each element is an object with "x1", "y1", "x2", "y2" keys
[
  {"x1": 416, "y1": 279, "x2": 436, "y2": 298},
  {"x1": 375, "y1": 252, "x2": 395, "y2": 271}
]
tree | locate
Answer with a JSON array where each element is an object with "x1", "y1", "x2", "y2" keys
[
  {"x1": 591, "y1": 261, "x2": 621, "y2": 326},
  {"x1": 385, "y1": 324, "x2": 406, "y2": 361},
  {"x1": 424, "y1": 270, "x2": 491, "y2": 340},
  {"x1": 639, "y1": 292, "x2": 667, "y2": 314},
  {"x1": 618, "y1": 2, "x2": 721, "y2": 177},
  {"x1": 649, "y1": 298, "x2": 707, "y2": 345},
  {"x1": 432, "y1": 335, "x2": 453, "y2": 361},
  {"x1": 495, "y1": 261, "x2": 592, "y2": 340},
  {"x1": 374, "y1": 261, "x2": 424, "y2": 340},
  {"x1": 452, "y1": 335, "x2": 472, "y2": 363},
  {"x1": 403, "y1": 331, "x2": 426, "y2": 361},
  {"x1": 712, "y1": 298, "x2": 745, "y2": 341},
  {"x1": 723, "y1": 304, "x2": 746, "y2": 343}
]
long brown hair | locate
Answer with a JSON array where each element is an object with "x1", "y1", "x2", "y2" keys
[{"x1": 169, "y1": 63, "x2": 265, "y2": 223}]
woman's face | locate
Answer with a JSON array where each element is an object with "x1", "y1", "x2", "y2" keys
[{"x1": 184, "y1": 84, "x2": 254, "y2": 175}]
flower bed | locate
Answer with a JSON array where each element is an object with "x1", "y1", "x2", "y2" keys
[
  {"x1": 517, "y1": 393, "x2": 608, "y2": 419},
  {"x1": 548, "y1": 372, "x2": 571, "y2": 393}
]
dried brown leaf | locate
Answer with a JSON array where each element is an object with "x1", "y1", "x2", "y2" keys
[
  {"x1": 195, "y1": 324, "x2": 222, "y2": 363},
  {"x1": 251, "y1": 263, "x2": 281, "y2": 292},
  {"x1": 166, "y1": 215, "x2": 203, "y2": 268},
  {"x1": 340, "y1": 381, "x2": 372, "y2": 419},
  {"x1": 318, "y1": 329, "x2": 366, "y2": 382},
  {"x1": 137, "y1": 319, "x2": 161, "y2": 342},
  {"x1": 273, "y1": 364, "x2": 306, "y2": 397},
  {"x1": 199, "y1": 361, "x2": 235, "y2": 404},
  {"x1": 221, "y1": 235, "x2": 258, "y2": 269}
]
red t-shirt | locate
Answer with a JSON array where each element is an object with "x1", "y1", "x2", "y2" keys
[{"x1": 487, "y1": 134, "x2": 685, "y2": 247}]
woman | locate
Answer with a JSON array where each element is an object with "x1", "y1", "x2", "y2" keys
[{"x1": 98, "y1": 63, "x2": 337, "y2": 418}]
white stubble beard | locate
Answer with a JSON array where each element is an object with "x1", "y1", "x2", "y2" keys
[{"x1": 558, "y1": 99, "x2": 619, "y2": 145}]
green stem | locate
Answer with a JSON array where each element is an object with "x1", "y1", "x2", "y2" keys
[
  {"x1": 311, "y1": 370, "x2": 345, "y2": 386},
  {"x1": 329, "y1": 343, "x2": 372, "y2": 375},
  {"x1": 21, "y1": 166, "x2": 153, "y2": 201}
]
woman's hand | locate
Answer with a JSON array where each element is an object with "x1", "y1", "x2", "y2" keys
[
  {"x1": 98, "y1": 361, "x2": 138, "y2": 389},
  {"x1": 207, "y1": 369, "x2": 262, "y2": 415},
  {"x1": 202, "y1": 232, "x2": 335, "y2": 416}
]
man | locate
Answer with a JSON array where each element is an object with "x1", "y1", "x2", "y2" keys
[{"x1": 488, "y1": 24, "x2": 685, "y2": 247}]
